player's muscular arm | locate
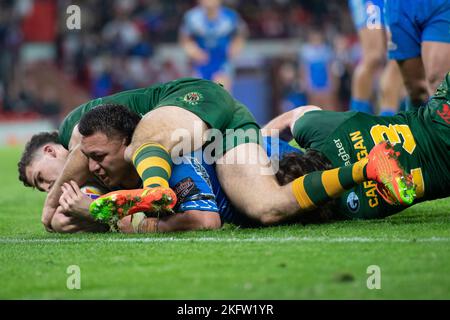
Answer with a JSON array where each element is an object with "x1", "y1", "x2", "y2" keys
[
  {"x1": 261, "y1": 105, "x2": 322, "y2": 136},
  {"x1": 289, "y1": 105, "x2": 323, "y2": 132},
  {"x1": 42, "y1": 126, "x2": 90, "y2": 231},
  {"x1": 179, "y1": 33, "x2": 208, "y2": 64},
  {"x1": 228, "y1": 35, "x2": 245, "y2": 60},
  {"x1": 68, "y1": 125, "x2": 82, "y2": 152},
  {"x1": 118, "y1": 211, "x2": 221, "y2": 233}
]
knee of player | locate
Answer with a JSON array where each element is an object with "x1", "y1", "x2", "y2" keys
[
  {"x1": 404, "y1": 78, "x2": 428, "y2": 102},
  {"x1": 124, "y1": 145, "x2": 136, "y2": 162},
  {"x1": 426, "y1": 71, "x2": 445, "y2": 93},
  {"x1": 242, "y1": 203, "x2": 284, "y2": 226},
  {"x1": 198, "y1": 212, "x2": 222, "y2": 230},
  {"x1": 363, "y1": 52, "x2": 385, "y2": 69},
  {"x1": 258, "y1": 213, "x2": 284, "y2": 226}
]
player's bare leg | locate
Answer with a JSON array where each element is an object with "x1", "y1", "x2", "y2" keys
[
  {"x1": 351, "y1": 28, "x2": 386, "y2": 113},
  {"x1": 124, "y1": 106, "x2": 209, "y2": 163},
  {"x1": 123, "y1": 106, "x2": 208, "y2": 189},
  {"x1": 379, "y1": 60, "x2": 405, "y2": 115},
  {"x1": 215, "y1": 143, "x2": 299, "y2": 225},
  {"x1": 397, "y1": 57, "x2": 428, "y2": 110},
  {"x1": 422, "y1": 41, "x2": 450, "y2": 95},
  {"x1": 216, "y1": 141, "x2": 415, "y2": 225}
]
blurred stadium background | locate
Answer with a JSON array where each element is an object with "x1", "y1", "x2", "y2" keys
[
  {"x1": 1, "y1": 1, "x2": 450, "y2": 301},
  {"x1": 0, "y1": 0, "x2": 362, "y2": 146}
]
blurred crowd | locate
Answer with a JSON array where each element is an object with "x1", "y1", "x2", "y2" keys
[{"x1": 0, "y1": 0, "x2": 362, "y2": 122}]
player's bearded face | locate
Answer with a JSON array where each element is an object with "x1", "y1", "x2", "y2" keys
[{"x1": 81, "y1": 132, "x2": 133, "y2": 188}]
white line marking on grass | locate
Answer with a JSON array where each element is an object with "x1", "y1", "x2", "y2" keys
[{"x1": 0, "y1": 236, "x2": 449, "y2": 244}]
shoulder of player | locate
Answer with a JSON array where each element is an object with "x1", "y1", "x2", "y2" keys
[
  {"x1": 103, "y1": 85, "x2": 158, "y2": 101},
  {"x1": 290, "y1": 107, "x2": 324, "y2": 130},
  {"x1": 221, "y1": 6, "x2": 240, "y2": 20}
]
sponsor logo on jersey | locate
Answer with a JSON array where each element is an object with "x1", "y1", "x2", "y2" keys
[
  {"x1": 346, "y1": 192, "x2": 360, "y2": 213},
  {"x1": 333, "y1": 138, "x2": 351, "y2": 166},
  {"x1": 173, "y1": 177, "x2": 200, "y2": 203},
  {"x1": 182, "y1": 92, "x2": 203, "y2": 106},
  {"x1": 437, "y1": 103, "x2": 450, "y2": 124}
]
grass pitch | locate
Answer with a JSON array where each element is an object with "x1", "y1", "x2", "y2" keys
[{"x1": 1, "y1": 147, "x2": 449, "y2": 299}]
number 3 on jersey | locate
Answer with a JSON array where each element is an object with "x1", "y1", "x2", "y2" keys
[
  {"x1": 370, "y1": 124, "x2": 424, "y2": 198},
  {"x1": 370, "y1": 124, "x2": 416, "y2": 154}
]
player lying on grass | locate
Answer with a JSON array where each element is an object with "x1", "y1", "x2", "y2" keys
[
  {"x1": 39, "y1": 77, "x2": 414, "y2": 233},
  {"x1": 263, "y1": 72, "x2": 450, "y2": 219},
  {"x1": 18, "y1": 105, "x2": 305, "y2": 233},
  {"x1": 19, "y1": 104, "x2": 414, "y2": 233},
  {"x1": 18, "y1": 131, "x2": 301, "y2": 233}
]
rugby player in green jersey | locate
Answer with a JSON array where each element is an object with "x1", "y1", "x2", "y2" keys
[
  {"x1": 38, "y1": 78, "x2": 414, "y2": 231},
  {"x1": 264, "y1": 72, "x2": 450, "y2": 219}
]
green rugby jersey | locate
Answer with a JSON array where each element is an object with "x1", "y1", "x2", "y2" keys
[
  {"x1": 58, "y1": 77, "x2": 258, "y2": 150},
  {"x1": 59, "y1": 83, "x2": 162, "y2": 149},
  {"x1": 293, "y1": 103, "x2": 449, "y2": 219}
]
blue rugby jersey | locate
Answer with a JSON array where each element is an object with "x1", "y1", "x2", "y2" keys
[
  {"x1": 180, "y1": 5, "x2": 245, "y2": 80},
  {"x1": 169, "y1": 137, "x2": 302, "y2": 226}
]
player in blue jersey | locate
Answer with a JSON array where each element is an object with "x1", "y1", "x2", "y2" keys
[
  {"x1": 348, "y1": 0, "x2": 404, "y2": 115},
  {"x1": 179, "y1": 0, "x2": 247, "y2": 91},
  {"x1": 299, "y1": 30, "x2": 336, "y2": 109},
  {"x1": 384, "y1": 0, "x2": 450, "y2": 110}
]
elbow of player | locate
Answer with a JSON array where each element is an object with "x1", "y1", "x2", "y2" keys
[{"x1": 195, "y1": 211, "x2": 222, "y2": 230}]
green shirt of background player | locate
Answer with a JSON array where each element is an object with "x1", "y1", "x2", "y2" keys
[
  {"x1": 263, "y1": 72, "x2": 450, "y2": 219},
  {"x1": 41, "y1": 77, "x2": 412, "y2": 232}
]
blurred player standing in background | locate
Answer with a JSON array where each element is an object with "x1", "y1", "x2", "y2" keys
[
  {"x1": 179, "y1": 0, "x2": 247, "y2": 91},
  {"x1": 349, "y1": 0, "x2": 404, "y2": 115},
  {"x1": 384, "y1": 0, "x2": 450, "y2": 110},
  {"x1": 299, "y1": 29, "x2": 337, "y2": 109}
]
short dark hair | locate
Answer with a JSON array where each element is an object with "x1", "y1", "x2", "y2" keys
[
  {"x1": 18, "y1": 131, "x2": 60, "y2": 187},
  {"x1": 78, "y1": 104, "x2": 141, "y2": 144},
  {"x1": 275, "y1": 150, "x2": 342, "y2": 224}
]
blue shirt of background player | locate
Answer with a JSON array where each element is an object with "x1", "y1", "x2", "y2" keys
[
  {"x1": 180, "y1": 5, "x2": 243, "y2": 80},
  {"x1": 300, "y1": 43, "x2": 333, "y2": 92},
  {"x1": 168, "y1": 137, "x2": 303, "y2": 227}
]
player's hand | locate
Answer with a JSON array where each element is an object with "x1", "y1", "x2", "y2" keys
[
  {"x1": 191, "y1": 48, "x2": 209, "y2": 64},
  {"x1": 50, "y1": 206, "x2": 85, "y2": 233},
  {"x1": 59, "y1": 181, "x2": 94, "y2": 221},
  {"x1": 51, "y1": 206, "x2": 108, "y2": 233}
]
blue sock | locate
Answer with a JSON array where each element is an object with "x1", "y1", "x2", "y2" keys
[
  {"x1": 379, "y1": 109, "x2": 396, "y2": 116},
  {"x1": 399, "y1": 97, "x2": 408, "y2": 112},
  {"x1": 350, "y1": 98, "x2": 373, "y2": 114}
]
